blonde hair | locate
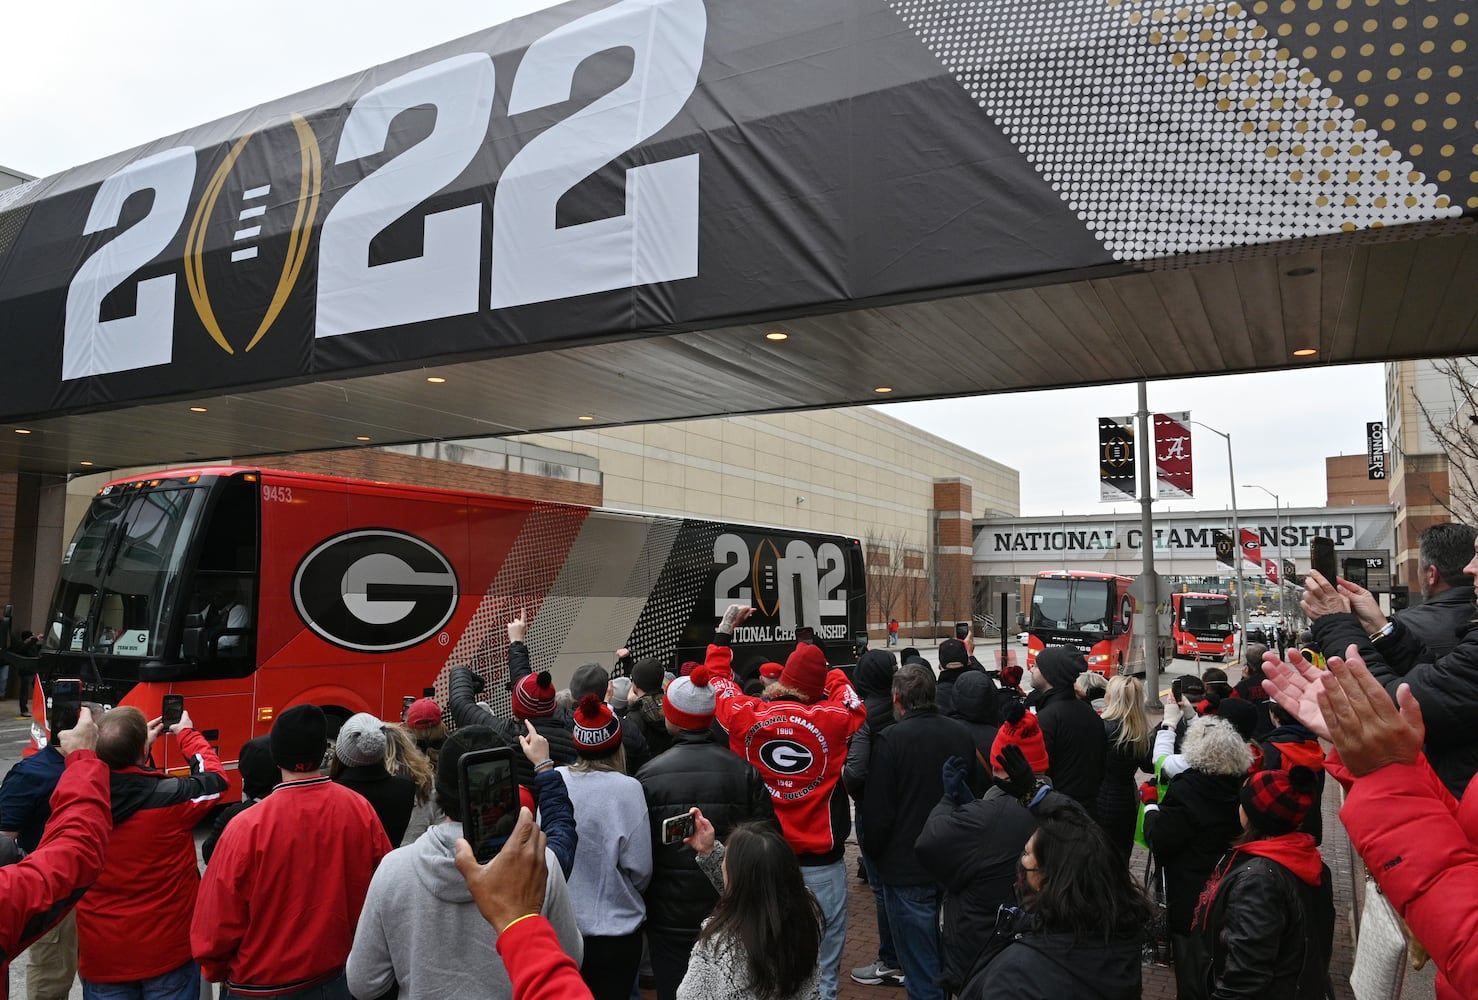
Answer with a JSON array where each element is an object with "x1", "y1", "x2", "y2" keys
[
  {"x1": 1101, "y1": 676, "x2": 1151, "y2": 757},
  {"x1": 383, "y1": 723, "x2": 436, "y2": 805},
  {"x1": 571, "y1": 743, "x2": 627, "y2": 775}
]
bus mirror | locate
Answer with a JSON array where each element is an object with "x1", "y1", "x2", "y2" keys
[{"x1": 138, "y1": 660, "x2": 183, "y2": 682}]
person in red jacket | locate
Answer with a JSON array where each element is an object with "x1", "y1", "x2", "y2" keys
[
  {"x1": 1264, "y1": 646, "x2": 1478, "y2": 1000},
  {"x1": 78, "y1": 705, "x2": 227, "y2": 998},
  {"x1": 0, "y1": 707, "x2": 113, "y2": 1000},
  {"x1": 193, "y1": 704, "x2": 393, "y2": 998},
  {"x1": 704, "y1": 604, "x2": 865, "y2": 1000}
]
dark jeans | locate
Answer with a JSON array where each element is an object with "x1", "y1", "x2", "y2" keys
[
  {"x1": 581, "y1": 931, "x2": 643, "y2": 1000},
  {"x1": 881, "y1": 883, "x2": 942, "y2": 1000},
  {"x1": 1170, "y1": 932, "x2": 1210, "y2": 1000},
  {"x1": 647, "y1": 928, "x2": 699, "y2": 1000},
  {"x1": 855, "y1": 803, "x2": 899, "y2": 968},
  {"x1": 17, "y1": 669, "x2": 35, "y2": 713},
  {"x1": 223, "y1": 972, "x2": 349, "y2": 1000}
]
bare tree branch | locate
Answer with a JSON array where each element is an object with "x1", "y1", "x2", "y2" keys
[{"x1": 1414, "y1": 357, "x2": 1478, "y2": 524}]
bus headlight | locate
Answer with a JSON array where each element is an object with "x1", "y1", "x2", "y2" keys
[{"x1": 1088, "y1": 653, "x2": 1109, "y2": 665}]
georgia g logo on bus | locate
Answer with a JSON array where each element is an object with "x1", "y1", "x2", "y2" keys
[
  {"x1": 758, "y1": 738, "x2": 814, "y2": 775},
  {"x1": 293, "y1": 529, "x2": 459, "y2": 652}
]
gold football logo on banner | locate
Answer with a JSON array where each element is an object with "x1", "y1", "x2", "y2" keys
[{"x1": 183, "y1": 114, "x2": 322, "y2": 354}]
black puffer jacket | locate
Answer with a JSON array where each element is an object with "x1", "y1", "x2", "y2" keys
[
  {"x1": 917, "y1": 787, "x2": 1035, "y2": 992},
  {"x1": 1313, "y1": 611, "x2": 1478, "y2": 797},
  {"x1": 961, "y1": 928, "x2": 1144, "y2": 1000},
  {"x1": 447, "y1": 660, "x2": 577, "y2": 789},
  {"x1": 1034, "y1": 686, "x2": 1107, "y2": 812},
  {"x1": 842, "y1": 649, "x2": 898, "y2": 801},
  {"x1": 1199, "y1": 846, "x2": 1334, "y2": 1000},
  {"x1": 947, "y1": 671, "x2": 1001, "y2": 767},
  {"x1": 634, "y1": 730, "x2": 776, "y2": 934}
]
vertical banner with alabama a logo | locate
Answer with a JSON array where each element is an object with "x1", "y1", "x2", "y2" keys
[
  {"x1": 1099, "y1": 417, "x2": 1136, "y2": 502},
  {"x1": 1153, "y1": 411, "x2": 1194, "y2": 499}
]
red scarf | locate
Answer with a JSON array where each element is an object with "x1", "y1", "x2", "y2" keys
[{"x1": 1192, "y1": 833, "x2": 1323, "y2": 930}]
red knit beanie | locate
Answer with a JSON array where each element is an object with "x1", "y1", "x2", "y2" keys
[
  {"x1": 571, "y1": 693, "x2": 622, "y2": 757},
  {"x1": 780, "y1": 643, "x2": 829, "y2": 701},
  {"x1": 511, "y1": 671, "x2": 557, "y2": 720},
  {"x1": 990, "y1": 700, "x2": 1049, "y2": 774}
]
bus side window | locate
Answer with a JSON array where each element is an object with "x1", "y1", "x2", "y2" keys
[{"x1": 180, "y1": 479, "x2": 259, "y2": 673}]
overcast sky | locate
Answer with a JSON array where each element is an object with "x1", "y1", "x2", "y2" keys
[{"x1": 0, "y1": 1, "x2": 1391, "y2": 517}]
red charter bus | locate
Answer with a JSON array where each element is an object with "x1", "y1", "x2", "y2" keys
[
  {"x1": 1170, "y1": 592, "x2": 1236, "y2": 662},
  {"x1": 1024, "y1": 570, "x2": 1135, "y2": 677},
  {"x1": 29, "y1": 467, "x2": 866, "y2": 793}
]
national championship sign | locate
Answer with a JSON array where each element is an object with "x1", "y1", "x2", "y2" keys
[{"x1": 0, "y1": 0, "x2": 1468, "y2": 423}]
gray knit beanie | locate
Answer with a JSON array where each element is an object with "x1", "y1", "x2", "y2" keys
[{"x1": 335, "y1": 712, "x2": 388, "y2": 768}]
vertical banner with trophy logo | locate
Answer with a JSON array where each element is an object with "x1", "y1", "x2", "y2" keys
[
  {"x1": 1153, "y1": 411, "x2": 1194, "y2": 498},
  {"x1": 1213, "y1": 529, "x2": 1236, "y2": 567},
  {"x1": 1367, "y1": 422, "x2": 1387, "y2": 480},
  {"x1": 1099, "y1": 416, "x2": 1136, "y2": 502}
]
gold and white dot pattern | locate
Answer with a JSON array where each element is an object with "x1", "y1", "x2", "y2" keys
[{"x1": 887, "y1": 0, "x2": 1466, "y2": 261}]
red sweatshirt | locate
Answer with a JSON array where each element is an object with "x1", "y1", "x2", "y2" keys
[
  {"x1": 192, "y1": 776, "x2": 392, "y2": 994},
  {"x1": 496, "y1": 916, "x2": 591, "y2": 1000},
  {"x1": 0, "y1": 750, "x2": 112, "y2": 999},
  {"x1": 78, "y1": 727, "x2": 226, "y2": 982},
  {"x1": 706, "y1": 639, "x2": 865, "y2": 861}
]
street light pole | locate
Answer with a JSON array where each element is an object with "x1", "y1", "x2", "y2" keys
[
  {"x1": 1190, "y1": 421, "x2": 1248, "y2": 656},
  {"x1": 1243, "y1": 483, "x2": 1282, "y2": 624}
]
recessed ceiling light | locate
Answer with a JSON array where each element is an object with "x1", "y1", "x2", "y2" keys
[
  {"x1": 1293, "y1": 348, "x2": 1318, "y2": 357},
  {"x1": 189, "y1": 406, "x2": 208, "y2": 413},
  {"x1": 79, "y1": 461, "x2": 94, "y2": 467},
  {"x1": 765, "y1": 331, "x2": 789, "y2": 341},
  {"x1": 426, "y1": 376, "x2": 446, "y2": 384},
  {"x1": 873, "y1": 386, "x2": 894, "y2": 394},
  {"x1": 356, "y1": 436, "x2": 371, "y2": 442},
  {"x1": 1284, "y1": 266, "x2": 1317, "y2": 277},
  {"x1": 14, "y1": 429, "x2": 30, "y2": 434},
  {"x1": 577, "y1": 415, "x2": 595, "y2": 421}
]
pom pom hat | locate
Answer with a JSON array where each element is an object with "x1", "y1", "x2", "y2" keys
[
  {"x1": 1241, "y1": 766, "x2": 1319, "y2": 836},
  {"x1": 512, "y1": 670, "x2": 558, "y2": 719},
  {"x1": 664, "y1": 665, "x2": 717, "y2": 729},
  {"x1": 990, "y1": 699, "x2": 1050, "y2": 774},
  {"x1": 571, "y1": 693, "x2": 622, "y2": 757}
]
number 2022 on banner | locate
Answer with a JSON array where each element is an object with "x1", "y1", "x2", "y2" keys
[{"x1": 62, "y1": 0, "x2": 707, "y2": 382}]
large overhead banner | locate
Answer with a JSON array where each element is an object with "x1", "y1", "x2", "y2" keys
[{"x1": 0, "y1": 0, "x2": 1469, "y2": 422}]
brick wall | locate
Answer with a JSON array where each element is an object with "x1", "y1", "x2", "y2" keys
[
  {"x1": 1325, "y1": 454, "x2": 1390, "y2": 506},
  {"x1": 933, "y1": 478, "x2": 974, "y2": 627}
]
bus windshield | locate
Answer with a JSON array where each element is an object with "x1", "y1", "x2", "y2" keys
[
  {"x1": 1182, "y1": 598, "x2": 1233, "y2": 632},
  {"x1": 46, "y1": 486, "x2": 207, "y2": 662},
  {"x1": 1031, "y1": 578, "x2": 1113, "y2": 632}
]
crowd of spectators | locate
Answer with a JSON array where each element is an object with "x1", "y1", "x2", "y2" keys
[{"x1": 3, "y1": 519, "x2": 1477, "y2": 1000}]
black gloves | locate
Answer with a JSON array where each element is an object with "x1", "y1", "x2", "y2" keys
[{"x1": 942, "y1": 755, "x2": 975, "y2": 806}]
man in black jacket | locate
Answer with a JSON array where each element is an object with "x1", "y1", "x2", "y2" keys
[
  {"x1": 1402, "y1": 522, "x2": 1478, "y2": 660},
  {"x1": 635, "y1": 665, "x2": 774, "y2": 1000},
  {"x1": 863, "y1": 663, "x2": 979, "y2": 1000},
  {"x1": 1305, "y1": 529, "x2": 1478, "y2": 797},
  {"x1": 1028, "y1": 647, "x2": 1106, "y2": 818}
]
